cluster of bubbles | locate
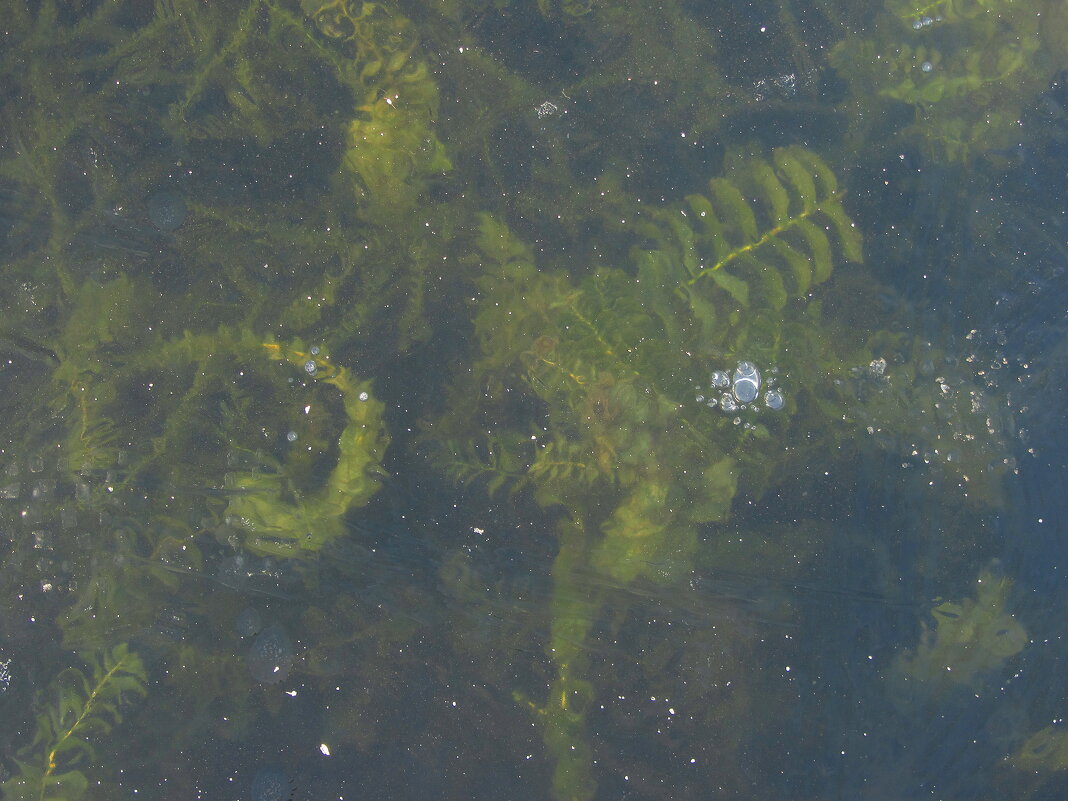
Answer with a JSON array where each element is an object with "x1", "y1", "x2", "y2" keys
[
  {"x1": 839, "y1": 340, "x2": 1021, "y2": 497},
  {"x1": 910, "y1": 14, "x2": 944, "y2": 30},
  {"x1": 751, "y1": 70, "x2": 817, "y2": 103},
  {"x1": 1, "y1": 452, "x2": 82, "y2": 533},
  {"x1": 694, "y1": 360, "x2": 785, "y2": 423},
  {"x1": 535, "y1": 100, "x2": 560, "y2": 119},
  {"x1": 906, "y1": 10, "x2": 944, "y2": 74},
  {"x1": 0, "y1": 448, "x2": 132, "y2": 593},
  {"x1": 302, "y1": 344, "x2": 324, "y2": 376}
]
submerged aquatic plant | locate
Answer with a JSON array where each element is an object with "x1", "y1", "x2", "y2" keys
[
  {"x1": 224, "y1": 339, "x2": 391, "y2": 557},
  {"x1": 631, "y1": 145, "x2": 862, "y2": 350},
  {"x1": 890, "y1": 565, "x2": 1027, "y2": 690},
  {"x1": 58, "y1": 325, "x2": 390, "y2": 559},
  {"x1": 298, "y1": 0, "x2": 452, "y2": 221},
  {"x1": 1, "y1": 644, "x2": 147, "y2": 801},
  {"x1": 0, "y1": 0, "x2": 1049, "y2": 797},
  {"x1": 429, "y1": 147, "x2": 867, "y2": 799},
  {"x1": 829, "y1": 0, "x2": 1062, "y2": 162}
]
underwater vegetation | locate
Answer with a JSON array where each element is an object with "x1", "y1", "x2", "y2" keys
[
  {"x1": 0, "y1": 0, "x2": 1060, "y2": 798},
  {"x1": 43, "y1": 286, "x2": 392, "y2": 549},
  {"x1": 300, "y1": 0, "x2": 453, "y2": 222},
  {"x1": 0, "y1": 644, "x2": 147, "y2": 801},
  {"x1": 426, "y1": 146, "x2": 873, "y2": 797},
  {"x1": 224, "y1": 338, "x2": 391, "y2": 557},
  {"x1": 889, "y1": 564, "x2": 1027, "y2": 691},
  {"x1": 829, "y1": 0, "x2": 1068, "y2": 162}
]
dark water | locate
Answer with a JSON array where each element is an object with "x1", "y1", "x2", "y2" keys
[{"x1": 0, "y1": 1, "x2": 1066, "y2": 800}]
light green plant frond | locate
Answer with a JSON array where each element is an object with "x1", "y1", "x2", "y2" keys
[
  {"x1": 527, "y1": 434, "x2": 607, "y2": 501},
  {"x1": 224, "y1": 340, "x2": 391, "y2": 557},
  {"x1": 2, "y1": 644, "x2": 147, "y2": 801},
  {"x1": 639, "y1": 147, "x2": 861, "y2": 317},
  {"x1": 829, "y1": 0, "x2": 1045, "y2": 162},
  {"x1": 875, "y1": 41, "x2": 1032, "y2": 107},
  {"x1": 687, "y1": 147, "x2": 862, "y2": 301},
  {"x1": 438, "y1": 434, "x2": 535, "y2": 497},
  {"x1": 888, "y1": 0, "x2": 1016, "y2": 24}
]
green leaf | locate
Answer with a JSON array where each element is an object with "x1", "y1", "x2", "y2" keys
[
  {"x1": 751, "y1": 159, "x2": 791, "y2": 223},
  {"x1": 710, "y1": 270, "x2": 749, "y2": 307},
  {"x1": 823, "y1": 205, "x2": 865, "y2": 263},
  {"x1": 767, "y1": 238, "x2": 813, "y2": 296},
  {"x1": 794, "y1": 218, "x2": 835, "y2": 284},
  {"x1": 743, "y1": 254, "x2": 788, "y2": 311},
  {"x1": 774, "y1": 148, "x2": 818, "y2": 213},
  {"x1": 709, "y1": 177, "x2": 759, "y2": 244}
]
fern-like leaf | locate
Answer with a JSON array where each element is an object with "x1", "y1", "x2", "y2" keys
[
  {"x1": 681, "y1": 146, "x2": 862, "y2": 308},
  {"x1": 527, "y1": 434, "x2": 605, "y2": 492},
  {"x1": 439, "y1": 435, "x2": 533, "y2": 497}
]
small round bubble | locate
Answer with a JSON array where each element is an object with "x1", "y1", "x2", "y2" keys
[
  {"x1": 764, "y1": 389, "x2": 785, "y2": 410},
  {"x1": 921, "y1": 61, "x2": 934, "y2": 73},
  {"x1": 304, "y1": 360, "x2": 316, "y2": 375},
  {"x1": 286, "y1": 430, "x2": 298, "y2": 443},
  {"x1": 310, "y1": 345, "x2": 320, "y2": 356},
  {"x1": 720, "y1": 393, "x2": 738, "y2": 412},
  {"x1": 358, "y1": 391, "x2": 369, "y2": 402},
  {"x1": 710, "y1": 370, "x2": 731, "y2": 388}
]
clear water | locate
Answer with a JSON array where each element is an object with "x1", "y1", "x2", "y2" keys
[{"x1": 0, "y1": 1, "x2": 1065, "y2": 800}]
